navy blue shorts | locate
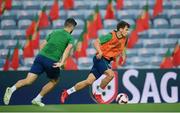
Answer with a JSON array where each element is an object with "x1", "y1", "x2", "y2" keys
[
  {"x1": 90, "y1": 56, "x2": 112, "y2": 79},
  {"x1": 30, "y1": 54, "x2": 60, "y2": 79}
]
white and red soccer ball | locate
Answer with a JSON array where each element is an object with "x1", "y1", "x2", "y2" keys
[{"x1": 115, "y1": 93, "x2": 129, "y2": 104}]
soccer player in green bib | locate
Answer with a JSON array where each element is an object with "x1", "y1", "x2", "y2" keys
[{"x1": 3, "y1": 18, "x2": 77, "y2": 107}]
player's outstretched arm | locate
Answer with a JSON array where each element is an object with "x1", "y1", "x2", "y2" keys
[
  {"x1": 94, "y1": 39, "x2": 103, "y2": 59},
  {"x1": 53, "y1": 44, "x2": 73, "y2": 68},
  {"x1": 121, "y1": 47, "x2": 127, "y2": 65}
]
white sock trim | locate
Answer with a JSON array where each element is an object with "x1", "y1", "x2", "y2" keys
[
  {"x1": 67, "y1": 87, "x2": 76, "y2": 95},
  {"x1": 34, "y1": 94, "x2": 43, "y2": 101},
  {"x1": 10, "y1": 86, "x2": 16, "y2": 93}
]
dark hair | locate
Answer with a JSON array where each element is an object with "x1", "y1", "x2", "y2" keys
[
  {"x1": 117, "y1": 21, "x2": 130, "y2": 30},
  {"x1": 64, "y1": 18, "x2": 77, "y2": 27}
]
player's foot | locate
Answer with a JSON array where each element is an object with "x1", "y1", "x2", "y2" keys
[
  {"x1": 31, "y1": 99, "x2": 45, "y2": 107},
  {"x1": 93, "y1": 93, "x2": 105, "y2": 104},
  {"x1": 3, "y1": 87, "x2": 13, "y2": 105},
  {"x1": 61, "y1": 89, "x2": 69, "y2": 103}
]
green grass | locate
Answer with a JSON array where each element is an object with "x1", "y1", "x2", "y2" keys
[{"x1": 0, "y1": 103, "x2": 180, "y2": 112}]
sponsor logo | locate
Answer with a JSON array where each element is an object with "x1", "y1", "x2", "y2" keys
[
  {"x1": 123, "y1": 69, "x2": 179, "y2": 103},
  {"x1": 90, "y1": 72, "x2": 118, "y2": 104}
]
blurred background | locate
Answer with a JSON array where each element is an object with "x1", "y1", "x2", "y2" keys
[{"x1": 0, "y1": 0, "x2": 179, "y2": 71}]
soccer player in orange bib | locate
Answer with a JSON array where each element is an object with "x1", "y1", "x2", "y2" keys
[{"x1": 61, "y1": 21, "x2": 130, "y2": 104}]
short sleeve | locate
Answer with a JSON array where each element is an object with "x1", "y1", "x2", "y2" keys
[
  {"x1": 46, "y1": 33, "x2": 51, "y2": 41},
  {"x1": 99, "y1": 33, "x2": 112, "y2": 44},
  {"x1": 69, "y1": 36, "x2": 75, "y2": 45}
]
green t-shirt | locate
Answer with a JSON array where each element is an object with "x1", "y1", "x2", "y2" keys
[
  {"x1": 99, "y1": 33, "x2": 112, "y2": 45},
  {"x1": 39, "y1": 29, "x2": 74, "y2": 61}
]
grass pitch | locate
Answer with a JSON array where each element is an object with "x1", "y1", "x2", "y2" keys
[{"x1": 0, "y1": 103, "x2": 180, "y2": 112}]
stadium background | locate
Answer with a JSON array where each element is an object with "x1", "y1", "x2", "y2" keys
[{"x1": 0, "y1": 0, "x2": 180, "y2": 112}]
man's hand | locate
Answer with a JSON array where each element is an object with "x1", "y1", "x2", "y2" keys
[
  {"x1": 96, "y1": 52, "x2": 103, "y2": 59},
  {"x1": 122, "y1": 54, "x2": 126, "y2": 65},
  {"x1": 119, "y1": 48, "x2": 127, "y2": 65},
  {"x1": 53, "y1": 62, "x2": 64, "y2": 68},
  {"x1": 94, "y1": 39, "x2": 103, "y2": 59},
  {"x1": 119, "y1": 54, "x2": 126, "y2": 66}
]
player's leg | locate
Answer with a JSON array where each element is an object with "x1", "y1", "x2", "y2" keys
[
  {"x1": 93, "y1": 69, "x2": 114, "y2": 103},
  {"x1": 4, "y1": 55, "x2": 44, "y2": 105},
  {"x1": 99, "y1": 69, "x2": 114, "y2": 90},
  {"x1": 61, "y1": 73, "x2": 96, "y2": 103},
  {"x1": 14, "y1": 72, "x2": 38, "y2": 89},
  {"x1": 69, "y1": 73, "x2": 96, "y2": 93},
  {"x1": 92, "y1": 57, "x2": 113, "y2": 103},
  {"x1": 40, "y1": 79, "x2": 59, "y2": 96},
  {"x1": 3, "y1": 73, "x2": 38, "y2": 105},
  {"x1": 32, "y1": 58, "x2": 60, "y2": 107},
  {"x1": 32, "y1": 78, "x2": 59, "y2": 107}
]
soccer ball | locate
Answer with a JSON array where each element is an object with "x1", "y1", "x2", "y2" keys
[{"x1": 115, "y1": 93, "x2": 128, "y2": 104}]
